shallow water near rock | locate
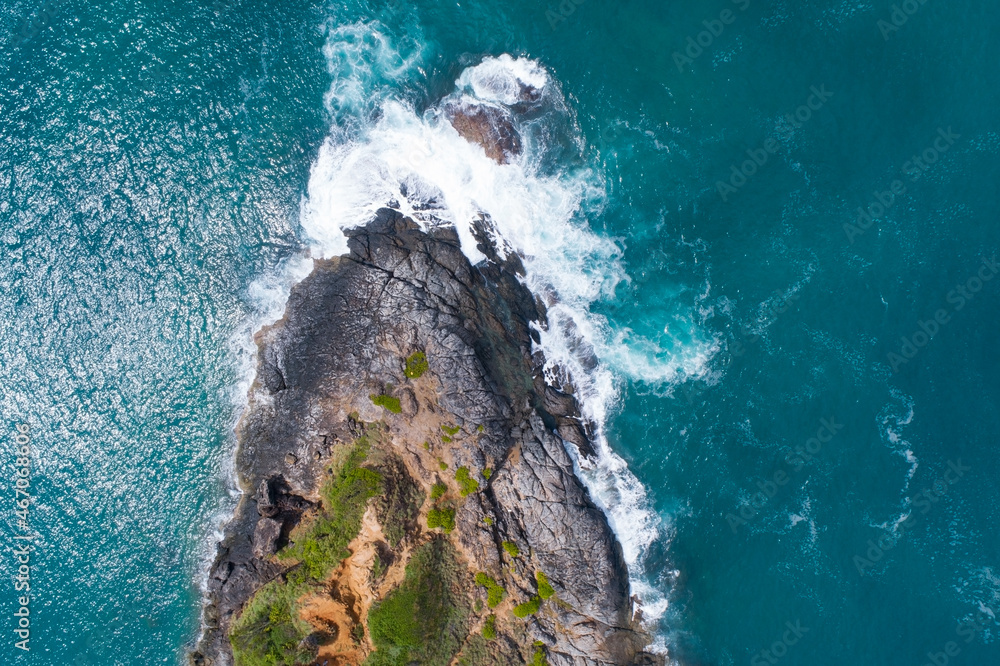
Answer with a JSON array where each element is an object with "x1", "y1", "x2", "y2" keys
[{"x1": 1, "y1": 0, "x2": 999, "y2": 664}]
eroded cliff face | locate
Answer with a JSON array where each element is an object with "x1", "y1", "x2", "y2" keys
[{"x1": 191, "y1": 209, "x2": 662, "y2": 666}]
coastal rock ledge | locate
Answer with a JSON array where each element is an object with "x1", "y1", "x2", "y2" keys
[{"x1": 190, "y1": 209, "x2": 663, "y2": 666}]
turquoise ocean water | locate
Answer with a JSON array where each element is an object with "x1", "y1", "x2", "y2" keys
[{"x1": 2, "y1": 0, "x2": 999, "y2": 664}]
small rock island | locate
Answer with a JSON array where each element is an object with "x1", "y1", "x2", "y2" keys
[{"x1": 191, "y1": 101, "x2": 661, "y2": 666}]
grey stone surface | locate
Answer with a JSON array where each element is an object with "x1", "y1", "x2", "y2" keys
[{"x1": 190, "y1": 209, "x2": 660, "y2": 665}]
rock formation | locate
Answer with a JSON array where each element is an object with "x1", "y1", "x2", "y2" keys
[
  {"x1": 446, "y1": 101, "x2": 522, "y2": 163},
  {"x1": 190, "y1": 208, "x2": 662, "y2": 666}
]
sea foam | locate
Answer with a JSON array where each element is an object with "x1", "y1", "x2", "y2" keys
[
  {"x1": 297, "y1": 21, "x2": 716, "y2": 633},
  {"x1": 193, "y1": 253, "x2": 315, "y2": 648}
]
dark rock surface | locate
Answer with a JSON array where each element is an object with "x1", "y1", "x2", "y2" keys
[{"x1": 190, "y1": 208, "x2": 661, "y2": 665}]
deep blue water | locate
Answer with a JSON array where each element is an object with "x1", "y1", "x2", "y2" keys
[{"x1": 1, "y1": 1, "x2": 998, "y2": 664}]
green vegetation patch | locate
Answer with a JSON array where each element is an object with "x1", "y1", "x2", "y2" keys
[
  {"x1": 483, "y1": 516, "x2": 493, "y2": 527},
  {"x1": 456, "y1": 634, "x2": 494, "y2": 666},
  {"x1": 531, "y1": 646, "x2": 549, "y2": 666},
  {"x1": 430, "y1": 481, "x2": 448, "y2": 500},
  {"x1": 372, "y1": 551, "x2": 386, "y2": 580},
  {"x1": 373, "y1": 456, "x2": 424, "y2": 549},
  {"x1": 481, "y1": 468, "x2": 492, "y2": 480},
  {"x1": 427, "y1": 507, "x2": 456, "y2": 533},
  {"x1": 512, "y1": 596, "x2": 542, "y2": 619},
  {"x1": 404, "y1": 351, "x2": 429, "y2": 379},
  {"x1": 501, "y1": 541, "x2": 519, "y2": 559},
  {"x1": 535, "y1": 571, "x2": 555, "y2": 600},
  {"x1": 229, "y1": 579, "x2": 316, "y2": 666},
  {"x1": 365, "y1": 537, "x2": 470, "y2": 666},
  {"x1": 277, "y1": 444, "x2": 382, "y2": 581},
  {"x1": 370, "y1": 394, "x2": 402, "y2": 414},
  {"x1": 441, "y1": 424, "x2": 461, "y2": 436},
  {"x1": 474, "y1": 572, "x2": 506, "y2": 609},
  {"x1": 455, "y1": 466, "x2": 480, "y2": 497},
  {"x1": 481, "y1": 614, "x2": 497, "y2": 640},
  {"x1": 234, "y1": 426, "x2": 416, "y2": 666}
]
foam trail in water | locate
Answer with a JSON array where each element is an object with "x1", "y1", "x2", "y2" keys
[
  {"x1": 194, "y1": 253, "x2": 314, "y2": 647},
  {"x1": 301, "y1": 23, "x2": 716, "y2": 638}
]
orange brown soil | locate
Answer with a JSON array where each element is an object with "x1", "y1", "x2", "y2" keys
[{"x1": 296, "y1": 374, "x2": 484, "y2": 666}]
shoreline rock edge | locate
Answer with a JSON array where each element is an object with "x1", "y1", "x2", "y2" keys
[{"x1": 190, "y1": 208, "x2": 665, "y2": 666}]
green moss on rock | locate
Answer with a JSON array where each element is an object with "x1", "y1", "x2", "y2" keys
[
  {"x1": 512, "y1": 596, "x2": 542, "y2": 619},
  {"x1": 229, "y1": 580, "x2": 316, "y2": 666},
  {"x1": 403, "y1": 351, "x2": 429, "y2": 379},
  {"x1": 535, "y1": 571, "x2": 555, "y2": 600},
  {"x1": 481, "y1": 614, "x2": 497, "y2": 640},
  {"x1": 474, "y1": 572, "x2": 506, "y2": 609},
  {"x1": 427, "y1": 507, "x2": 456, "y2": 533},
  {"x1": 365, "y1": 538, "x2": 470, "y2": 665},
  {"x1": 277, "y1": 444, "x2": 381, "y2": 581},
  {"x1": 370, "y1": 394, "x2": 402, "y2": 414},
  {"x1": 455, "y1": 466, "x2": 480, "y2": 496}
]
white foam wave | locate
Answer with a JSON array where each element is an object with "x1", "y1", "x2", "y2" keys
[
  {"x1": 300, "y1": 23, "x2": 717, "y2": 635},
  {"x1": 455, "y1": 53, "x2": 550, "y2": 105},
  {"x1": 880, "y1": 388, "x2": 919, "y2": 494},
  {"x1": 321, "y1": 20, "x2": 425, "y2": 129}
]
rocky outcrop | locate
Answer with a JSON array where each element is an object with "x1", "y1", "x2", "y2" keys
[
  {"x1": 446, "y1": 101, "x2": 522, "y2": 163},
  {"x1": 191, "y1": 208, "x2": 661, "y2": 665}
]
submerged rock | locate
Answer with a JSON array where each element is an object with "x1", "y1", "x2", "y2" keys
[{"x1": 190, "y1": 208, "x2": 662, "y2": 666}]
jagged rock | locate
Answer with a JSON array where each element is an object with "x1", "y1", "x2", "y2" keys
[
  {"x1": 446, "y1": 101, "x2": 522, "y2": 163},
  {"x1": 251, "y1": 517, "x2": 282, "y2": 559},
  {"x1": 254, "y1": 479, "x2": 278, "y2": 518},
  {"x1": 192, "y1": 208, "x2": 661, "y2": 665}
]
